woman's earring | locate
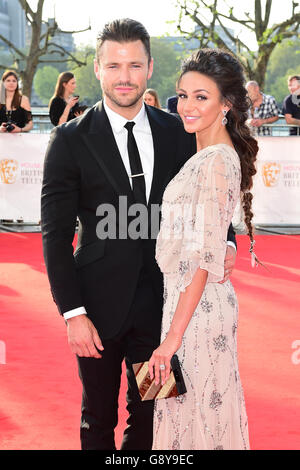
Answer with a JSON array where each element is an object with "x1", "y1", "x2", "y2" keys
[{"x1": 222, "y1": 109, "x2": 228, "y2": 126}]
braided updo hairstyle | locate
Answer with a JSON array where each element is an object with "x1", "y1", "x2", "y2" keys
[{"x1": 178, "y1": 48, "x2": 258, "y2": 246}]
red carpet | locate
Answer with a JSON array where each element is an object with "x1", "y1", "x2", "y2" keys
[{"x1": 0, "y1": 233, "x2": 299, "y2": 450}]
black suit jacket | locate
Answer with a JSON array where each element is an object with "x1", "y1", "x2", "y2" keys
[{"x1": 41, "y1": 101, "x2": 236, "y2": 339}]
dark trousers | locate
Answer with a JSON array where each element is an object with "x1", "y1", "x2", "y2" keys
[{"x1": 77, "y1": 269, "x2": 162, "y2": 450}]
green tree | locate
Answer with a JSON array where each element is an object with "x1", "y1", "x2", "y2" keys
[
  {"x1": 33, "y1": 65, "x2": 59, "y2": 105},
  {"x1": 266, "y1": 66, "x2": 300, "y2": 105},
  {"x1": 0, "y1": 0, "x2": 90, "y2": 98},
  {"x1": 71, "y1": 49, "x2": 101, "y2": 106},
  {"x1": 175, "y1": 0, "x2": 300, "y2": 89},
  {"x1": 148, "y1": 38, "x2": 183, "y2": 107},
  {"x1": 265, "y1": 38, "x2": 300, "y2": 104}
]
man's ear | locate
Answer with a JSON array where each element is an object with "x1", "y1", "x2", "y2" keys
[
  {"x1": 147, "y1": 58, "x2": 154, "y2": 81},
  {"x1": 94, "y1": 59, "x2": 101, "y2": 81}
]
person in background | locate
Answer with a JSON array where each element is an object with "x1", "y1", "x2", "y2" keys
[
  {"x1": 0, "y1": 70, "x2": 33, "y2": 133},
  {"x1": 49, "y1": 72, "x2": 84, "y2": 126},
  {"x1": 166, "y1": 95, "x2": 178, "y2": 114},
  {"x1": 282, "y1": 75, "x2": 300, "y2": 136},
  {"x1": 143, "y1": 88, "x2": 161, "y2": 109},
  {"x1": 246, "y1": 81, "x2": 279, "y2": 136}
]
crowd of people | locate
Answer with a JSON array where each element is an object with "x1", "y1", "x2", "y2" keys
[
  {"x1": 246, "y1": 75, "x2": 300, "y2": 136},
  {"x1": 0, "y1": 67, "x2": 299, "y2": 135}
]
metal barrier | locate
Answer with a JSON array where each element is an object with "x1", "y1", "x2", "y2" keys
[
  {"x1": 252, "y1": 116, "x2": 300, "y2": 136},
  {"x1": 28, "y1": 110, "x2": 300, "y2": 135},
  {"x1": 31, "y1": 108, "x2": 53, "y2": 134}
]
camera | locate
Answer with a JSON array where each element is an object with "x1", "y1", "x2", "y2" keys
[{"x1": 5, "y1": 120, "x2": 16, "y2": 132}]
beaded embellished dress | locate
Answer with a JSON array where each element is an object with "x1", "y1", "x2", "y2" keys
[{"x1": 152, "y1": 144, "x2": 249, "y2": 450}]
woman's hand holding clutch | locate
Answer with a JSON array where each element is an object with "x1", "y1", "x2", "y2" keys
[
  {"x1": 149, "y1": 269, "x2": 207, "y2": 386},
  {"x1": 148, "y1": 332, "x2": 182, "y2": 386}
]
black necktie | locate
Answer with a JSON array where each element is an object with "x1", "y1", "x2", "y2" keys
[{"x1": 124, "y1": 121, "x2": 147, "y2": 205}]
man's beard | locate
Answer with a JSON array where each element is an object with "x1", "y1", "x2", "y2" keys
[{"x1": 103, "y1": 82, "x2": 146, "y2": 108}]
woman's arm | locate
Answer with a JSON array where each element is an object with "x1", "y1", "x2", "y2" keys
[
  {"x1": 285, "y1": 113, "x2": 300, "y2": 126},
  {"x1": 149, "y1": 150, "x2": 237, "y2": 384},
  {"x1": 58, "y1": 102, "x2": 73, "y2": 126},
  {"x1": 149, "y1": 267, "x2": 208, "y2": 385},
  {"x1": 49, "y1": 97, "x2": 72, "y2": 126},
  {"x1": 21, "y1": 96, "x2": 33, "y2": 132},
  {"x1": 20, "y1": 121, "x2": 33, "y2": 132},
  {"x1": 58, "y1": 96, "x2": 79, "y2": 126}
]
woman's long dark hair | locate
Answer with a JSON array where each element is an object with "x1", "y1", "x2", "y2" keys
[
  {"x1": 1, "y1": 70, "x2": 22, "y2": 110},
  {"x1": 49, "y1": 71, "x2": 74, "y2": 107},
  {"x1": 178, "y1": 48, "x2": 258, "y2": 246}
]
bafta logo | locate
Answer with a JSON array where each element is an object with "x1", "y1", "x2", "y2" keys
[
  {"x1": 262, "y1": 162, "x2": 281, "y2": 188},
  {"x1": 0, "y1": 159, "x2": 19, "y2": 184}
]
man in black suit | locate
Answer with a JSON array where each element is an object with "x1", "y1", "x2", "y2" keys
[{"x1": 41, "y1": 19, "x2": 237, "y2": 450}]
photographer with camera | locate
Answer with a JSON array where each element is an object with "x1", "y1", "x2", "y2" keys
[
  {"x1": 49, "y1": 72, "x2": 87, "y2": 127},
  {"x1": 0, "y1": 70, "x2": 33, "y2": 133}
]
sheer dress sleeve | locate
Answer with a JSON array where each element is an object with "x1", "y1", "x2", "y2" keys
[{"x1": 156, "y1": 148, "x2": 241, "y2": 292}]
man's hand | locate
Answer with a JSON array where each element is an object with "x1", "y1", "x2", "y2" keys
[
  {"x1": 219, "y1": 245, "x2": 236, "y2": 284},
  {"x1": 66, "y1": 314, "x2": 104, "y2": 358}
]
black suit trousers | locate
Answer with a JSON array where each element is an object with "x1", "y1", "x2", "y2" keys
[{"x1": 77, "y1": 268, "x2": 162, "y2": 450}]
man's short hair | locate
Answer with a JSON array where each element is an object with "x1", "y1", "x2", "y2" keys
[
  {"x1": 96, "y1": 18, "x2": 151, "y2": 64},
  {"x1": 288, "y1": 75, "x2": 300, "y2": 83},
  {"x1": 246, "y1": 80, "x2": 259, "y2": 89}
]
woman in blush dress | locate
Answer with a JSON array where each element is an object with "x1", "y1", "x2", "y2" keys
[{"x1": 148, "y1": 49, "x2": 258, "y2": 450}]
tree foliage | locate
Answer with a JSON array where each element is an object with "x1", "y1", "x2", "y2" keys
[
  {"x1": 175, "y1": 0, "x2": 300, "y2": 88},
  {"x1": 148, "y1": 38, "x2": 183, "y2": 107},
  {"x1": 0, "y1": 0, "x2": 90, "y2": 98},
  {"x1": 33, "y1": 65, "x2": 59, "y2": 105},
  {"x1": 265, "y1": 38, "x2": 300, "y2": 104},
  {"x1": 71, "y1": 50, "x2": 101, "y2": 106}
]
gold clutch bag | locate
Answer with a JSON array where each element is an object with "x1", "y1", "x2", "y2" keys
[{"x1": 132, "y1": 354, "x2": 187, "y2": 401}]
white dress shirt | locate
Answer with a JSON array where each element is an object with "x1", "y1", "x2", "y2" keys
[{"x1": 104, "y1": 100, "x2": 154, "y2": 202}]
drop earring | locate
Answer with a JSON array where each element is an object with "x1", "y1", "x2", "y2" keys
[{"x1": 222, "y1": 109, "x2": 228, "y2": 126}]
